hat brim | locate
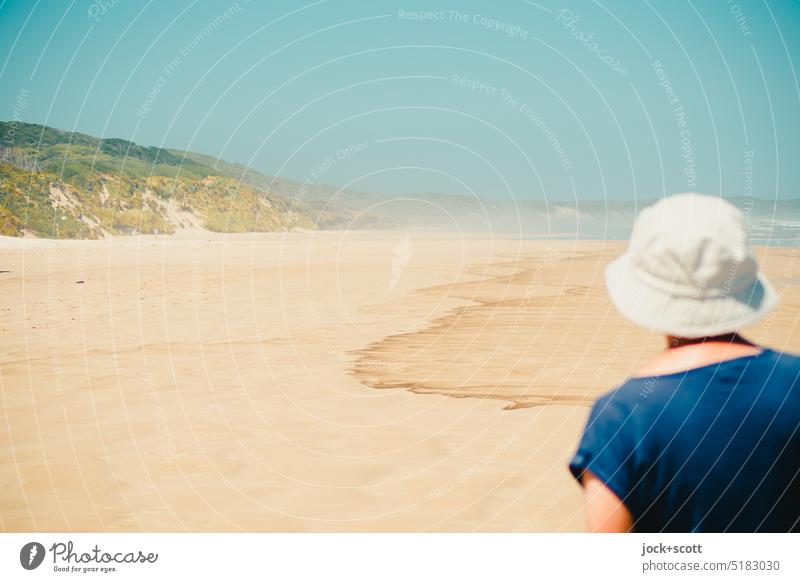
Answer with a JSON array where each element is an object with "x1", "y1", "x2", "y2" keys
[{"x1": 605, "y1": 252, "x2": 779, "y2": 337}]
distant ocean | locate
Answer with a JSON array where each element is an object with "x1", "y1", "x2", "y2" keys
[
  {"x1": 516, "y1": 216, "x2": 800, "y2": 247},
  {"x1": 518, "y1": 235, "x2": 799, "y2": 247}
]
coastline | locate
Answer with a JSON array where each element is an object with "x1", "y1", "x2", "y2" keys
[{"x1": 1, "y1": 232, "x2": 797, "y2": 532}]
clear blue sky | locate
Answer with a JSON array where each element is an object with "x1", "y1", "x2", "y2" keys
[{"x1": 1, "y1": 0, "x2": 799, "y2": 201}]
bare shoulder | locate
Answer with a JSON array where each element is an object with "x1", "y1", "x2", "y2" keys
[{"x1": 634, "y1": 343, "x2": 764, "y2": 378}]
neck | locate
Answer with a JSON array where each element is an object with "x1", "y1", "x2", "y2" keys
[
  {"x1": 634, "y1": 333, "x2": 763, "y2": 378},
  {"x1": 666, "y1": 333, "x2": 753, "y2": 350}
]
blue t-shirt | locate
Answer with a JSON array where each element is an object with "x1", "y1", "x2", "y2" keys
[{"x1": 569, "y1": 348, "x2": 800, "y2": 532}]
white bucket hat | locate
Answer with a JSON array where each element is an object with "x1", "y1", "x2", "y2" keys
[{"x1": 605, "y1": 192, "x2": 778, "y2": 337}]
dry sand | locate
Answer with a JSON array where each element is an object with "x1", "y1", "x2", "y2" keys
[{"x1": 1, "y1": 232, "x2": 798, "y2": 532}]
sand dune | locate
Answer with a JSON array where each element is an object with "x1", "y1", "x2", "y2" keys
[{"x1": 1, "y1": 233, "x2": 798, "y2": 531}]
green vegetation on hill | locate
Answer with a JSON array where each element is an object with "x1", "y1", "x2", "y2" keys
[
  {"x1": 0, "y1": 121, "x2": 314, "y2": 237},
  {"x1": 0, "y1": 162, "x2": 92, "y2": 238},
  {"x1": 0, "y1": 121, "x2": 488, "y2": 236}
]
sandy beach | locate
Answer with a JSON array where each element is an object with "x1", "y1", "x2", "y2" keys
[{"x1": 1, "y1": 232, "x2": 798, "y2": 532}]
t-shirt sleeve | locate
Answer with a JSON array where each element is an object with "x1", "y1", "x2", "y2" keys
[{"x1": 568, "y1": 394, "x2": 640, "y2": 506}]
